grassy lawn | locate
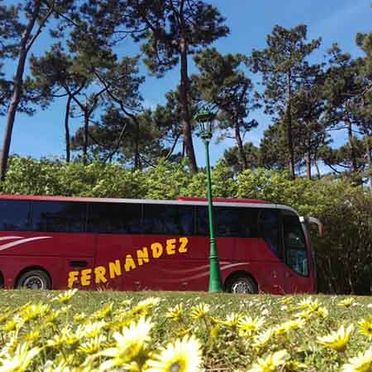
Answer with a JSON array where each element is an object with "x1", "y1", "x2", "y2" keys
[{"x1": 0, "y1": 290, "x2": 372, "y2": 371}]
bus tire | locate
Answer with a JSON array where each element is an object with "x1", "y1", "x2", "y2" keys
[
  {"x1": 16, "y1": 269, "x2": 51, "y2": 290},
  {"x1": 226, "y1": 274, "x2": 257, "y2": 294}
]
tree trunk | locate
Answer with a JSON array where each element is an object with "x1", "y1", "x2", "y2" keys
[
  {"x1": 286, "y1": 72, "x2": 295, "y2": 179},
  {"x1": 134, "y1": 118, "x2": 140, "y2": 170},
  {"x1": 366, "y1": 136, "x2": 372, "y2": 192},
  {"x1": 0, "y1": 0, "x2": 42, "y2": 180},
  {"x1": 306, "y1": 151, "x2": 311, "y2": 180},
  {"x1": 235, "y1": 123, "x2": 248, "y2": 170},
  {"x1": 314, "y1": 158, "x2": 321, "y2": 180},
  {"x1": 347, "y1": 118, "x2": 358, "y2": 173},
  {"x1": 64, "y1": 95, "x2": 72, "y2": 163},
  {"x1": 306, "y1": 138, "x2": 311, "y2": 180},
  {"x1": 83, "y1": 108, "x2": 89, "y2": 165},
  {"x1": 179, "y1": 38, "x2": 197, "y2": 173}
]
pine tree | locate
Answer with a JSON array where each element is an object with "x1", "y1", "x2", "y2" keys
[
  {"x1": 250, "y1": 24, "x2": 321, "y2": 178},
  {"x1": 125, "y1": 0, "x2": 229, "y2": 172},
  {"x1": 193, "y1": 48, "x2": 258, "y2": 171}
]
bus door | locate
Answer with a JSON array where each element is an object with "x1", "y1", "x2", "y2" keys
[
  {"x1": 281, "y1": 212, "x2": 313, "y2": 294},
  {"x1": 256, "y1": 209, "x2": 287, "y2": 294},
  {"x1": 63, "y1": 240, "x2": 96, "y2": 290}
]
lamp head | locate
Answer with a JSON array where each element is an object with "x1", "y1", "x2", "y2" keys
[{"x1": 194, "y1": 109, "x2": 215, "y2": 141}]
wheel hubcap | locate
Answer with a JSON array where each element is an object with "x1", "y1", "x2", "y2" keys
[
  {"x1": 231, "y1": 280, "x2": 252, "y2": 294},
  {"x1": 23, "y1": 276, "x2": 44, "y2": 289}
]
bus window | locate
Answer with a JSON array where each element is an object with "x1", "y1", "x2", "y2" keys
[
  {"x1": 258, "y1": 209, "x2": 281, "y2": 257},
  {"x1": 87, "y1": 203, "x2": 143, "y2": 234},
  {"x1": 0, "y1": 200, "x2": 31, "y2": 231},
  {"x1": 142, "y1": 204, "x2": 194, "y2": 235},
  {"x1": 283, "y1": 214, "x2": 308, "y2": 276},
  {"x1": 31, "y1": 201, "x2": 86, "y2": 232},
  {"x1": 196, "y1": 206, "x2": 259, "y2": 237}
]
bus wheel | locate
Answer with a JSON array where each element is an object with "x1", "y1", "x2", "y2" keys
[
  {"x1": 16, "y1": 270, "x2": 51, "y2": 290},
  {"x1": 226, "y1": 275, "x2": 257, "y2": 294}
]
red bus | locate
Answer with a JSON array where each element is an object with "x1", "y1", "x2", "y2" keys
[{"x1": 0, "y1": 194, "x2": 322, "y2": 294}]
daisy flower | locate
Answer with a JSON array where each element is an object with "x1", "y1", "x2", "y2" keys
[
  {"x1": 145, "y1": 335, "x2": 202, "y2": 372},
  {"x1": 338, "y1": 298, "x2": 355, "y2": 308},
  {"x1": 190, "y1": 303, "x2": 210, "y2": 320},
  {"x1": 358, "y1": 319, "x2": 372, "y2": 340},
  {"x1": 0, "y1": 343, "x2": 40, "y2": 372},
  {"x1": 248, "y1": 349, "x2": 289, "y2": 372},
  {"x1": 317, "y1": 324, "x2": 354, "y2": 352},
  {"x1": 100, "y1": 317, "x2": 153, "y2": 369},
  {"x1": 166, "y1": 303, "x2": 184, "y2": 322},
  {"x1": 51, "y1": 288, "x2": 78, "y2": 304},
  {"x1": 238, "y1": 316, "x2": 265, "y2": 335},
  {"x1": 342, "y1": 347, "x2": 372, "y2": 372}
]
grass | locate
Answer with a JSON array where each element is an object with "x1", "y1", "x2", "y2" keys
[{"x1": 1, "y1": 290, "x2": 372, "y2": 371}]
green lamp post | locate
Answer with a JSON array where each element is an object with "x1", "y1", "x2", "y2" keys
[{"x1": 194, "y1": 109, "x2": 223, "y2": 293}]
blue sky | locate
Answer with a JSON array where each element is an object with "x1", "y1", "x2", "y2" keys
[{"x1": 2, "y1": 0, "x2": 372, "y2": 166}]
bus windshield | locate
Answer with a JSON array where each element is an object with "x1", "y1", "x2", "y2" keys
[{"x1": 283, "y1": 213, "x2": 308, "y2": 276}]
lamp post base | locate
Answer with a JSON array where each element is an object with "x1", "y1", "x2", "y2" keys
[{"x1": 208, "y1": 240, "x2": 223, "y2": 293}]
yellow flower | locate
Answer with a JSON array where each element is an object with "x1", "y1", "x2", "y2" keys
[
  {"x1": 0, "y1": 343, "x2": 40, "y2": 372},
  {"x1": 0, "y1": 308, "x2": 11, "y2": 324},
  {"x1": 222, "y1": 312, "x2": 243, "y2": 328},
  {"x1": 238, "y1": 316, "x2": 265, "y2": 335},
  {"x1": 248, "y1": 349, "x2": 289, "y2": 372},
  {"x1": 279, "y1": 297, "x2": 293, "y2": 305},
  {"x1": 129, "y1": 297, "x2": 161, "y2": 318},
  {"x1": 92, "y1": 303, "x2": 113, "y2": 320},
  {"x1": 314, "y1": 306, "x2": 329, "y2": 319},
  {"x1": 296, "y1": 297, "x2": 319, "y2": 310},
  {"x1": 166, "y1": 303, "x2": 184, "y2": 322},
  {"x1": 190, "y1": 303, "x2": 210, "y2": 320},
  {"x1": 274, "y1": 319, "x2": 305, "y2": 335},
  {"x1": 76, "y1": 320, "x2": 106, "y2": 339},
  {"x1": 78, "y1": 335, "x2": 106, "y2": 355},
  {"x1": 47, "y1": 326, "x2": 79, "y2": 349},
  {"x1": 338, "y1": 298, "x2": 355, "y2": 308},
  {"x1": 73, "y1": 312, "x2": 88, "y2": 323},
  {"x1": 285, "y1": 360, "x2": 309, "y2": 371},
  {"x1": 317, "y1": 324, "x2": 354, "y2": 352},
  {"x1": 209, "y1": 325, "x2": 220, "y2": 339},
  {"x1": 358, "y1": 319, "x2": 372, "y2": 339},
  {"x1": 19, "y1": 303, "x2": 50, "y2": 323},
  {"x1": 52, "y1": 289, "x2": 78, "y2": 304},
  {"x1": 342, "y1": 347, "x2": 372, "y2": 372},
  {"x1": 23, "y1": 330, "x2": 41, "y2": 343},
  {"x1": 100, "y1": 317, "x2": 153, "y2": 369},
  {"x1": 296, "y1": 298, "x2": 325, "y2": 315},
  {"x1": 145, "y1": 335, "x2": 202, "y2": 372},
  {"x1": 253, "y1": 329, "x2": 274, "y2": 349},
  {"x1": 2, "y1": 319, "x2": 18, "y2": 332}
]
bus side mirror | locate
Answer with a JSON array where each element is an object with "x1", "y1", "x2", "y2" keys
[{"x1": 300, "y1": 216, "x2": 324, "y2": 237}]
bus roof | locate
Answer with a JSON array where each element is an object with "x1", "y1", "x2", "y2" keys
[
  {"x1": 177, "y1": 197, "x2": 269, "y2": 204},
  {"x1": 0, "y1": 194, "x2": 298, "y2": 214}
]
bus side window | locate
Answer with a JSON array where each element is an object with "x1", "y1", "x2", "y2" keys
[
  {"x1": 31, "y1": 201, "x2": 86, "y2": 232},
  {"x1": 196, "y1": 207, "x2": 209, "y2": 236},
  {"x1": 258, "y1": 209, "x2": 281, "y2": 257},
  {"x1": 215, "y1": 207, "x2": 246, "y2": 237},
  {"x1": 142, "y1": 204, "x2": 194, "y2": 235},
  {"x1": 0, "y1": 200, "x2": 31, "y2": 231},
  {"x1": 196, "y1": 206, "x2": 259, "y2": 238},
  {"x1": 282, "y1": 214, "x2": 308, "y2": 276},
  {"x1": 87, "y1": 203, "x2": 143, "y2": 234}
]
